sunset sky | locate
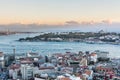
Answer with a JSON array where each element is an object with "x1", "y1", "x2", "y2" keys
[{"x1": 0, "y1": 0, "x2": 120, "y2": 24}]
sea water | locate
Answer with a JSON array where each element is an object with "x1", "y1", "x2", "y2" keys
[{"x1": 0, "y1": 33, "x2": 120, "y2": 58}]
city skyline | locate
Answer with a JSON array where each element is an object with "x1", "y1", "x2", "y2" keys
[{"x1": 0, "y1": 0, "x2": 120, "y2": 24}]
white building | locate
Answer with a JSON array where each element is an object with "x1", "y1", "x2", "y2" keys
[
  {"x1": 35, "y1": 77, "x2": 45, "y2": 80},
  {"x1": 90, "y1": 53, "x2": 97, "y2": 63},
  {"x1": 0, "y1": 52, "x2": 5, "y2": 68},
  {"x1": 48, "y1": 37, "x2": 63, "y2": 41},
  {"x1": 27, "y1": 52, "x2": 39, "y2": 58},
  {"x1": 21, "y1": 64, "x2": 33, "y2": 80},
  {"x1": 9, "y1": 64, "x2": 20, "y2": 80},
  {"x1": 11, "y1": 69, "x2": 18, "y2": 80},
  {"x1": 95, "y1": 50, "x2": 109, "y2": 58}
]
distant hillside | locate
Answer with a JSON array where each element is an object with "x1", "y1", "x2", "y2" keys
[{"x1": 18, "y1": 32, "x2": 120, "y2": 42}]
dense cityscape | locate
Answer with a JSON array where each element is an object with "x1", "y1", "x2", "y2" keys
[{"x1": 0, "y1": 49, "x2": 120, "y2": 80}]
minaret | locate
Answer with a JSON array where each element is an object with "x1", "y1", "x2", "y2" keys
[{"x1": 13, "y1": 48, "x2": 16, "y2": 61}]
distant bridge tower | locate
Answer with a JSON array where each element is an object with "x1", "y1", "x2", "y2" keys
[{"x1": 7, "y1": 29, "x2": 10, "y2": 35}]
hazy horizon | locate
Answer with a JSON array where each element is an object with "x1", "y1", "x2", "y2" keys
[
  {"x1": 0, "y1": 22, "x2": 120, "y2": 32},
  {"x1": 0, "y1": 0, "x2": 120, "y2": 32}
]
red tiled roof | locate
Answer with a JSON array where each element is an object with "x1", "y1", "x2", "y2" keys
[
  {"x1": 96, "y1": 66, "x2": 113, "y2": 72},
  {"x1": 90, "y1": 53, "x2": 97, "y2": 56},
  {"x1": 60, "y1": 77, "x2": 71, "y2": 80},
  {"x1": 85, "y1": 70, "x2": 92, "y2": 76},
  {"x1": 10, "y1": 64, "x2": 20, "y2": 69},
  {"x1": 20, "y1": 58, "x2": 33, "y2": 64}
]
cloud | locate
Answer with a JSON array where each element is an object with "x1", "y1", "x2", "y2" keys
[
  {"x1": 101, "y1": 20, "x2": 112, "y2": 24},
  {"x1": 81, "y1": 21, "x2": 95, "y2": 25},
  {"x1": 65, "y1": 21, "x2": 80, "y2": 25},
  {"x1": 80, "y1": 20, "x2": 112, "y2": 25}
]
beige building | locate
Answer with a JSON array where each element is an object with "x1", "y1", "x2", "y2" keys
[
  {"x1": 0, "y1": 52, "x2": 5, "y2": 68},
  {"x1": 80, "y1": 57, "x2": 87, "y2": 66}
]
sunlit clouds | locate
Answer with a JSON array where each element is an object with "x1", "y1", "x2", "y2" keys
[{"x1": 0, "y1": 0, "x2": 120, "y2": 25}]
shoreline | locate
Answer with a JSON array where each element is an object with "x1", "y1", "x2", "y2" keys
[
  {"x1": 18, "y1": 40, "x2": 120, "y2": 45},
  {"x1": 18, "y1": 31, "x2": 120, "y2": 45}
]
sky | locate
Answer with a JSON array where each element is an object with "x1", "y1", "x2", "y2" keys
[
  {"x1": 0, "y1": 0, "x2": 120, "y2": 32},
  {"x1": 0, "y1": 0, "x2": 120, "y2": 24}
]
